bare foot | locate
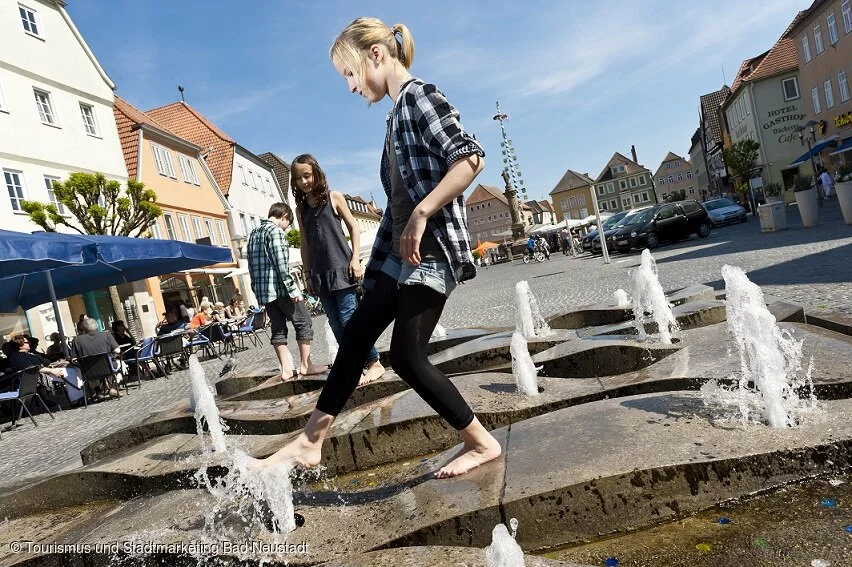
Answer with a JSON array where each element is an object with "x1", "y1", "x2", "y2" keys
[
  {"x1": 435, "y1": 436, "x2": 502, "y2": 479},
  {"x1": 299, "y1": 363, "x2": 329, "y2": 376},
  {"x1": 359, "y1": 361, "x2": 385, "y2": 386},
  {"x1": 246, "y1": 434, "x2": 322, "y2": 472}
]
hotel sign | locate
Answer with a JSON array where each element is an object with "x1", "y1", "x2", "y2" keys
[
  {"x1": 763, "y1": 104, "x2": 807, "y2": 144},
  {"x1": 836, "y1": 111, "x2": 852, "y2": 129}
]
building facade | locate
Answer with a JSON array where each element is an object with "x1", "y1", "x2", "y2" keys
[
  {"x1": 786, "y1": 0, "x2": 852, "y2": 167},
  {"x1": 466, "y1": 183, "x2": 528, "y2": 242},
  {"x1": 0, "y1": 0, "x2": 129, "y2": 338},
  {"x1": 113, "y1": 96, "x2": 237, "y2": 334},
  {"x1": 688, "y1": 128, "x2": 711, "y2": 196},
  {"x1": 594, "y1": 152, "x2": 656, "y2": 213},
  {"x1": 258, "y1": 152, "x2": 293, "y2": 216},
  {"x1": 549, "y1": 170, "x2": 594, "y2": 221},
  {"x1": 700, "y1": 86, "x2": 733, "y2": 195},
  {"x1": 653, "y1": 152, "x2": 696, "y2": 202}
]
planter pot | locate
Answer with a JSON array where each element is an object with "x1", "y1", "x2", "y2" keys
[
  {"x1": 837, "y1": 181, "x2": 852, "y2": 225},
  {"x1": 795, "y1": 188, "x2": 819, "y2": 228}
]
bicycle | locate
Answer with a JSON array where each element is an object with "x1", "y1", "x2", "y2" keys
[
  {"x1": 522, "y1": 246, "x2": 546, "y2": 264},
  {"x1": 304, "y1": 293, "x2": 325, "y2": 316}
]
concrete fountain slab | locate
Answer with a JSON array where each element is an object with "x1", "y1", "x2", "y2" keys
[
  {"x1": 429, "y1": 329, "x2": 576, "y2": 375},
  {"x1": 377, "y1": 327, "x2": 501, "y2": 367},
  {"x1": 317, "y1": 546, "x2": 587, "y2": 566},
  {"x1": 546, "y1": 284, "x2": 716, "y2": 330},
  {"x1": 499, "y1": 392, "x2": 852, "y2": 551},
  {"x1": 532, "y1": 337, "x2": 681, "y2": 378}
]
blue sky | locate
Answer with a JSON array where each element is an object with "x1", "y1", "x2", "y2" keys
[{"x1": 71, "y1": 0, "x2": 809, "y2": 204}]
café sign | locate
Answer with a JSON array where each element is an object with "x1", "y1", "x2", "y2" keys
[
  {"x1": 763, "y1": 105, "x2": 807, "y2": 144},
  {"x1": 836, "y1": 111, "x2": 852, "y2": 129}
]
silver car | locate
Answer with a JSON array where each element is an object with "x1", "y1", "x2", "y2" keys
[{"x1": 702, "y1": 198, "x2": 747, "y2": 227}]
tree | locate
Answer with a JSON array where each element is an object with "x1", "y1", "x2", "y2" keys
[
  {"x1": 22, "y1": 172, "x2": 161, "y2": 237},
  {"x1": 722, "y1": 140, "x2": 761, "y2": 207},
  {"x1": 21, "y1": 172, "x2": 162, "y2": 326},
  {"x1": 285, "y1": 229, "x2": 301, "y2": 248}
]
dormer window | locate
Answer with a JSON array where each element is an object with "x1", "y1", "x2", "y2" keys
[{"x1": 19, "y1": 4, "x2": 41, "y2": 38}]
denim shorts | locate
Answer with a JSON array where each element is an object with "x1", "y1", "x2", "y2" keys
[{"x1": 380, "y1": 252, "x2": 457, "y2": 297}]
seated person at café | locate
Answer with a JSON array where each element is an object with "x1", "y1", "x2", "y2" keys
[
  {"x1": 157, "y1": 309, "x2": 187, "y2": 335},
  {"x1": 211, "y1": 302, "x2": 226, "y2": 322},
  {"x1": 3, "y1": 335, "x2": 84, "y2": 406},
  {"x1": 223, "y1": 295, "x2": 246, "y2": 320},
  {"x1": 111, "y1": 320, "x2": 135, "y2": 347},
  {"x1": 72, "y1": 318, "x2": 123, "y2": 399},
  {"x1": 45, "y1": 332, "x2": 65, "y2": 361},
  {"x1": 189, "y1": 306, "x2": 211, "y2": 329}
]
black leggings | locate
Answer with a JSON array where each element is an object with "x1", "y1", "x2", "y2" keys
[{"x1": 315, "y1": 272, "x2": 475, "y2": 430}]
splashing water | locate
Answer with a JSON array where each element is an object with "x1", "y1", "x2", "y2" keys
[
  {"x1": 700, "y1": 265, "x2": 817, "y2": 427},
  {"x1": 515, "y1": 281, "x2": 551, "y2": 338},
  {"x1": 323, "y1": 319, "x2": 338, "y2": 366},
  {"x1": 612, "y1": 288, "x2": 630, "y2": 308},
  {"x1": 485, "y1": 518, "x2": 525, "y2": 566},
  {"x1": 631, "y1": 250, "x2": 678, "y2": 344},
  {"x1": 431, "y1": 323, "x2": 448, "y2": 339},
  {"x1": 510, "y1": 331, "x2": 539, "y2": 396},
  {"x1": 189, "y1": 355, "x2": 228, "y2": 453}
]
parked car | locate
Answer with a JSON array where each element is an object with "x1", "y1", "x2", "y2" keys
[
  {"x1": 591, "y1": 209, "x2": 647, "y2": 254},
  {"x1": 582, "y1": 211, "x2": 628, "y2": 252},
  {"x1": 609, "y1": 200, "x2": 712, "y2": 252},
  {"x1": 701, "y1": 197, "x2": 748, "y2": 227}
]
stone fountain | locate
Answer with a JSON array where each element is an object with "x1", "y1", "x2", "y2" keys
[{"x1": 1, "y1": 264, "x2": 851, "y2": 566}]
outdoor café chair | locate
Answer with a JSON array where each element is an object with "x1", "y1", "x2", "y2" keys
[
  {"x1": 0, "y1": 366, "x2": 55, "y2": 430},
  {"x1": 153, "y1": 333, "x2": 186, "y2": 375},
  {"x1": 76, "y1": 353, "x2": 126, "y2": 400}
]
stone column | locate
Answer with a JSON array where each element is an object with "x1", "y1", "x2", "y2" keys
[{"x1": 502, "y1": 170, "x2": 526, "y2": 241}]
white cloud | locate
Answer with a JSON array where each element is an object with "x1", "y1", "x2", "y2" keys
[{"x1": 209, "y1": 84, "x2": 292, "y2": 122}]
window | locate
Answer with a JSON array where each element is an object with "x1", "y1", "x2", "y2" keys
[
  {"x1": 560, "y1": 197, "x2": 568, "y2": 209},
  {"x1": 216, "y1": 221, "x2": 227, "y2": 247},
  {"x1": 638, "y1": 175, "x2": 646, "y2": 185},
  {"x1": 662, "y1": 193, "x2": 668, "y2": 201},
  {"x1": 250, "y1": 216, "x2": 259, "y2": 229},
  {"x1": 151, "y1": 144, "x2": 177, "y2": 178},
  {"x1": 4, "y1": 170, "x2": 26, "y2": 211},
  {"x1": 633, "y1": 194, "x2": 640, "y2": 204},
  {"x1": 44, "y1": 175, "x2": 65, "y2": 215},
  {"x1": 205, "y1": 219, "x2": 216, "y2": 244},
  {"x1": 149, "y1": 221, "x2": 162, "y2": 239},
  {"x1": 828, "y1": 13, "x2": 839, "y2": 44},
  {"x1": 19, "y1": 4, "x2": 39, "y2": 37},
  {"x1": 249, "y1": 169, "x2": 257, "y2": 190},
  {"x1": 686, "y1": 171, "x2": 693, "y2": 179},
  {"x1": 802, "y1": 35, "x2": 812, "y2": 63},
  {"x1": 658, "y1": 177, "x2": 665, "y2": 185},
  {"x1": 689, "y1": 188, "x2": 696, "y2": 195},
  {"x1": 578, "y1": 195, "x2": 586, "y2": 206},
  {"x1": 607, "y1": 182, "x2": 614, "y2": 192},
  {"x1": 657, "y1": 204, "x2": 677, "y2": 220},
  {"x1": 192, "y1": 216, "x2": 204, "y2": 240},
  {"x1": 840, "y1": 71, "x2": 850, "y2": 103},
  {"x1": 178, "y1": 155, "x2": 200, "y2": 184},
  {"x1": 668, "y1": 174, "x2": 674, "y2": 183},
  {"x1": 677, "y1": 173, "x2": 683, "y2": 181},
  {"x1": 621, "y1": 198, "x2": 630, "y2": 208},
  {"x1": 238, "y1": 164, "x2": 248, "y2": 185},
  {"x1": 619, "y1": 180, "x2": 627, "y2": 190},
  {"x1": 178, "y1": 214, "x2": 192, "y2": 241},
  {"x1": 825, "y1": 79, "x2": 835, "y2": 108},
  {"x1": 642, "y1": 192, "x2": 649, "y2": 202},
  {"x1": 265, "y1": 178, "x2": 274, "y2": 196},
  {"x1": 163, "y1": 213, "x2": 178, "y2": 240},
  {"x1": 609, "y1": 200, "x2": 617, "y2": 210},
  {"x1": 782, "y1": 77, "x2": 800, "y2": 101},
  {"x1": 814, "y1": 24, "x2": 824, "y2": 54},
  {"x1": 600, "y1": 201, "x2": 608, "y2": 211},
  {"x1": 597, "y1": 185, "x2": 605, "y2": 195},
  {"x1": 33, "y1": 89, "x2": 57, "y2": 126},
  {"x1": 79, "y1": 103, "x2": 99, "y2": 136},
  {"x1": 0, "y1": 77, "x2": 8, "y2": 113},
  {"x1": 812, "y1": 87, "x2": 821, "y2": 114},
  {"x1": 843, "y1": 0, "x2": 852, "y2": 33},
  {"x1": 630, "y1": 177, "x2": 638, "y2": 188},
  {"x1": 239, "y1": 212, "x2": 249, "y2": 236}
]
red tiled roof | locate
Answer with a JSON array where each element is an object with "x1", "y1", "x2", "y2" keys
[
  {"x1": 550, "y1": 169, "x2": 594, "y2": 195},
  {"x1": 538, "y1": 200, "x2": 554, "y2": 213},
  {"x1": 466, "y1": 184, "x2": 508, "y2": 206},
  {"x1": 146, "y1": 102, "x2": 235, "y2": 194},
  {"x1": 595, "y1": 152, "x2": 647, "y2": 183},
  {"x1": 113, "y1": 95, "x2": 185, "y2": 179}
]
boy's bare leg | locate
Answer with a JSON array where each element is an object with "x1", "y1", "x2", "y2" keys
[
  {"x1": 273, "y1": 342, "x2": 295, "y2": 382},
  {"x1": 435, "y1": 416, "x2": 502, "y2": 479},
  {"x1": 297, "y1": 340, "x2": 329, "y2": 376},
  {"x1": 359, "y1": 359, "x2": 385, "y2": 385},
  {"x1": 247, "y1": 409, "x2": 334, "y2": 470}
]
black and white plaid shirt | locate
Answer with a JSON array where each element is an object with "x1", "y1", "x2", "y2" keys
[{"x1": 363, "y1": 78, "x2": 485, "y2": 291}]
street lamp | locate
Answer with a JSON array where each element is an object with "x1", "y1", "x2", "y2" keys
[{"x1": 795, "y1": 120, "x2": 822, "y2": 206}]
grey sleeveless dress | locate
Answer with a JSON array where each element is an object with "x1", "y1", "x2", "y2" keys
[{"x1": 301, "y1": 199, "x2": 356, "y2": 294}]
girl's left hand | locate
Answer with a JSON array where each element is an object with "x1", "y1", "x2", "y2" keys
[
  {"x1": 349, "y1": 258, "x2": 363, "y2": 280},
  {"x1": 400, "y1": 212, "x2": 427, "y2": 266}
]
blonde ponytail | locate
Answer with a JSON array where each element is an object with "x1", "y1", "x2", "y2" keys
[{"x1": 391, "y1": 23, "x2": 415, "y2": 69}]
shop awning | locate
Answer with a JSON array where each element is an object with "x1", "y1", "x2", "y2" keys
[
  {"x1": 829, "y1": 137, "x2": 852, "y2": 156},
  {"x1": 788, "y1": 136, "x2": 839, "y2": 166}
]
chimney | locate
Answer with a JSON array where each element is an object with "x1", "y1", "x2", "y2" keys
[{"x1": 631, "y1": 145, "x2": 638, "y2": 164}]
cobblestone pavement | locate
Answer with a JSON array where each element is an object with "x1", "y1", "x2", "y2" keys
[{"x1": 0, "y1": 200, "x2": 849, "y2": 489}]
